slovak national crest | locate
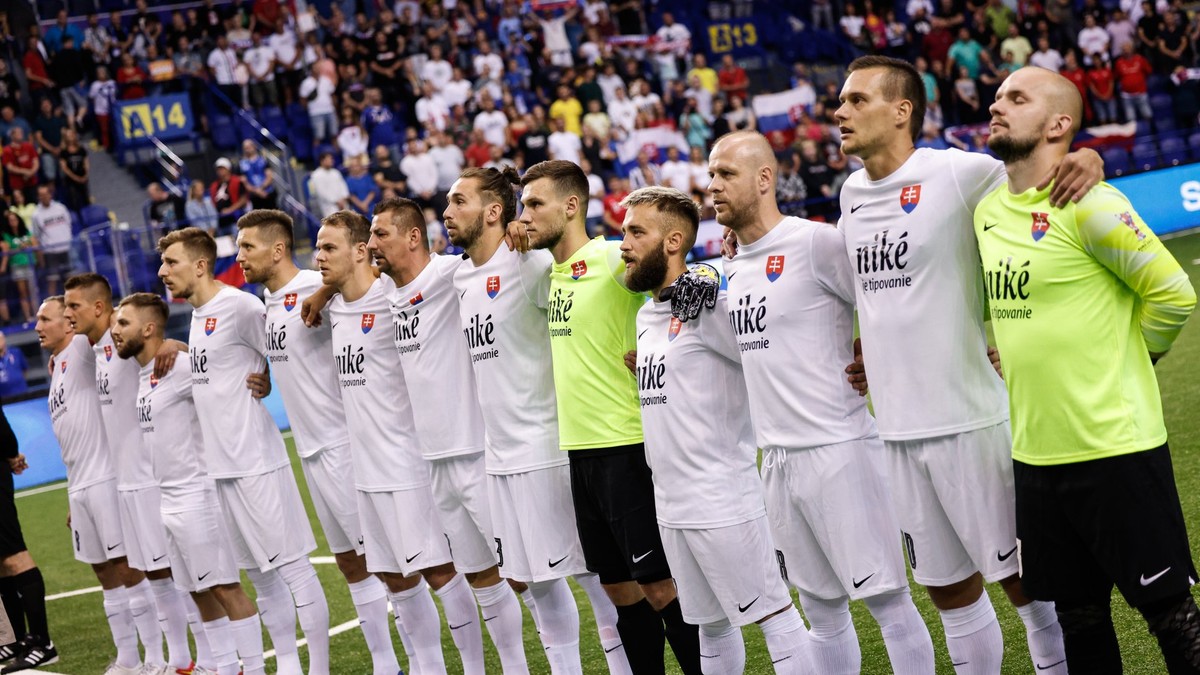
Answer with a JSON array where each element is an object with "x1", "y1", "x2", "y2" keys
[
  {"x1": 1031, "y1": 212, "x2": 1051, "y2": 241},
  {"x1": 766, "y1": 255, "x2": 785, "y2": 283}
]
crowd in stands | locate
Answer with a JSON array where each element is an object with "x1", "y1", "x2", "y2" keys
[{"x1": 0, "y1": 0, "x2": 1198, "y2": 325}]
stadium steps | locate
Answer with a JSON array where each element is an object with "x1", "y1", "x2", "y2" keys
[{"x1": 86, "y1": 147, "x2": 150, "y2": 229}]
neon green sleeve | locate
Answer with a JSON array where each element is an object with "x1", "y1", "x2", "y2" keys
[{"x1": 1075, "y1": 184, "x2": 1197, "y2": 354}]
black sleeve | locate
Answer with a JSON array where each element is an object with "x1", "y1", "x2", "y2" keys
[{"x1": 0, "y1": 407, "x2": 17, "y2": 460}]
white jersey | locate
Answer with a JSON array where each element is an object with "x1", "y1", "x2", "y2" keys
[
  {"x1": 95, "y1": 330, "x2": 156, "y2": 491},
  {"x1": 636, "y1": 294, "x2": 764, "y2": 528},
  {"x1": 136, "y1": 361, "x2": 209, "y2": 512},
  {"x1": 188, "y1": 287, "x2": 290, "y2": 479},
  {"x1": 390, "y1": 255, "x2": 486, "y2": 460},
  {"x1": 49, "y1": 335, "x2": 115, "y2": 493},
  {"x1": 839, "y1": 148, "x2": 1009, "y2": 440},
  {"x1": 328, "y1": 275, "x2": 429, "y2": 492},
  {"x1": 454, "y1": 247, "x2": 566, "y2": 475},
  {"x1": 724, "y1": 217, "x2": 877, "y2": 449},
  {"x1": 263, "y1": 269, "x2": 351, "y2": 458}
]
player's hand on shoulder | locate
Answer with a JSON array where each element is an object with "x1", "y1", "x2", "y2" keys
[
  {"x1": 504, "y1": 220, "x2": 531, "y2": 253},
  {"x1": 721, "y1": 227, "x2": 738, "y2": 259},
  {"x1": 671, "y1": 263, "x2": 720, "y2": 322},
  {"x1": 1042, "y1": 147, "x2": 1104, "y2": 208},
  {"x1": 845, "y1": 337, "x2": 868, "y2": 396},
  {"x1": 624, "y1": 349, "x2": 637, "y2": 374},
  {"x1": 301, "y1": 290, "x2": 331, "y2": 328},
  {"x1": 152, "y1": 339, "x2": 186, "y2": 378},
  {"x1": 988, "y1": 345, "x2": 1003, "y2": 380}
]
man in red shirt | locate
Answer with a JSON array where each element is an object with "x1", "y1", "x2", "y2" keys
[
  {"x1": 601, "y1": 175, "x2": 629, "y2": 237},
  {"x1": 1060, "y1": 51, "x2": 1092, "y2": 123},
  {"x1": 464, "y1": 129, "x2": 492, "y2": 168},
  {"x1": 717, "y1": 54, "x2": 749, "y2": 102},
  {"x1": 2, "y1": 128, "x2": 41, "y2": 203},
  {"x1": 1114, "y1": 42, "x2": 1153, "y2": 120},
  {"x1": 1086, "y1": 58, "x2": 1117, "y2": 124}
]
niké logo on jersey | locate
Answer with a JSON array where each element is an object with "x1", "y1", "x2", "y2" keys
[
  {"x1": 394, "y1": 309, "x2": 420, "y2": 342},
  {"x1": 96, "y1": 371, "x2": 110, "y2": 397},
  {"x1": 464, "y1": 313, "x2": 496, "y2": 349},
  {"x1": 637, "y1": 351, "x2": 666, "y2": 391},
  {"x1": 855, "y1": 230, "x2": 910, "y2": 274},
  {"x1": 667, "y1": 317, "x2": 682, "y2": 342},
  {"x1": 361, "y1": 313, "x2": 376, "y2": 334},
  {"x1": 204, "y1": 317, "x2": 218, "y2": 336},
  {"x1": 267, "y1": 321, "x2": 287, "y2": 352},
  {"x1": 190, "y1": 347, "x2": 208, "y2": 373},
  {"x1": 486, "y1": 275, "x2": 501, "y2": 299},
  {"x1": 138, "y1": 395, "x2": 152, "y2": 423},
  {"x1": 729, "y1": 294, "x2": 768, "y2": 336},
  {"x1": 570, "y1": 260, "x2": 588, "y2": 280},
  {"x1": 283, "y1": 293, "x2": 298, "y2": 312},
  {"x1": 899, "y1": 185, "x2": 921, "y2": 214},
  {"x1": 1031, "y1": 212, "x2": 1050, "y2": 242},
  {"x1": 765, "y1": 255, "x2": 785, "y2": 283},
  {"x1": 104, "y1": 345, "x2": 113, "y2": 361}
]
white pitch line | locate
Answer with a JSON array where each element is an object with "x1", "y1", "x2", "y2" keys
[
  {"x1": 46, "y1": 556, "x2": 337, "y2": 601},
  {"x1": 15, "y1": 481, "x2": 67, "y2": 498}
]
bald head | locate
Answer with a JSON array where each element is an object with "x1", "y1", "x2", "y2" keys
[
  {"x1": 1005, "y1": 67, "x2": 1084, "y2": 136},
  {"x1": 708, "y1": 131, "x2": 783, "y2": 232},
  {"x1": 714, "y1": 131, "x2": 779, "y2": 177}
]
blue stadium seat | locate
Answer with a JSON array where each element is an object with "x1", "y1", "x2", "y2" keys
[
  {"x1": 285, "y1": 103, "x2": 310, "y2": 126},
  {"x1": 1160, "y1": 137, "x2": 1188, "y2": 166},
  {"x1": 236, "y1": 114, "x2": 259, "y2": 144},
  {"x1": 1189, "y1": 132, "x2": 1200, "y2": 159},
  {"x1": 1154, "y1": 116, "x2": 1176, "y2": 133},
  {"x1": 211, "y1": 116, "x2": 239, "y2": 150},
  {"x1": 1101, "y1": 146, "x2": 1131, "y2": 177},
  {"x1": 80, "y1": 204, "x2": 109, "y2": 229},
  {"x1": 261, "y1": 106, "x2": 288, "y2": 141},
  {"x1": 1131, "y1": 142, "x2": 1159, "y2": 172}
]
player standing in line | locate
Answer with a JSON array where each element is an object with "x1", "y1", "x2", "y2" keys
[
  {"x1": 977, "y1": 67, "x2": 1198, "y2": 673},
  {"x1": 512, "y1": 160, "x2": 702, "y2": 675},
  {"x1": 710, "y1": 131, "x2": 936, "y2": 675},
  {"x1": 621, "y1": 186, "x2": 812, "y2": 674},
  {"x1": 445, "y1": 167, "x2": 631, "y2": 675},
  {"x1": 368, "y1": 197, "x2": 528, "y2": 674},
  {"x1": 833, "y1": 56, "x2": 1106, "y2": 673},
  {"x1": 234, "y1": 210, "x2": 401, "y2": 675},
  {"x1": 63, "y1": 273, "x2": 196, "y2": 675},
  {"x1": 315, "y1": 210, "x2": 472, "y2": 675},
  {"x1": 156, "y1": 228, "x2": 329, "y2": 675},
  {"x1": 112, "y1": 293, "x2": 268, "y2": 675},
  {"x1": 34, "y1": 295, "x2": 144, "y2": 673}
]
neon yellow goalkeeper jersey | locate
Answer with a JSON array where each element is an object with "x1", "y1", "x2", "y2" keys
[{"x1": 974, "y1": 181, "x2": 1196, "y2": 466}]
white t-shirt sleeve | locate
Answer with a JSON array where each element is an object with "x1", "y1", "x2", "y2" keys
[
  {"x1": 952, "y1": 150, "x2": 1008, "y2": 213},
  {"x1": 235, "y1": 293, "x2": 269, "y2": 358},
  {"x1": 518, "y1": 250, "x2": 553, "y2": 309},
  {"x1": 701, "y1": 293, "x2": 741, "y2": 364},
  {"x1": 810, "y1": 224, "x2": 857, "y2": 306}
]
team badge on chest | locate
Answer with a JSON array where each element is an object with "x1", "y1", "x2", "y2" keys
[
  {"x1": 899, "y1": 185, "x2": 921, "y2": 214},
  {"x1": 283, "y1": 293, "x2": 298, "y2": 312},
  {"x1": 766, "y1": 255, "x2": 785, "y2": 283},
  {"x1": 204, "y1": 317, "x2": 218, "y2": 335},
  {"x1": 486, "y1": 276, "x2": 501, "y2": 299},
  {"x1": 571, "y1": 260, "x2": 588, "y2": 280},
  {"x1": 1031, "y1": 212, "x2": 1050, "y2": 242},
  {"x1": 361, "y1": 313, "x2": 376, "y2": 334},
  {"x1": 667, "y1": 317, "x2": 682, "y2": 342},
  {"x1": 104, "y1": 345, "x2": 113, "y2": 361}
]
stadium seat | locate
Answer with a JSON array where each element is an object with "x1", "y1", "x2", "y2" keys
[
  {"x1": 236, "y1": 114, "x2": 259, "y2": 144},
  {"x1": 80, "y1": 204, "x2": 109, "y2": 229},
  {"x1": 261, "y1": 106, "x2": 288, "y2": 142},
  {"x1": 1160, "y1": 137, "x2": 1188, "y2": 166},
  {"x1": 1154, "y1": 116, "x2": 1176, "y2": 133},
  {"x1": 1131, "y1": 142, "x2": 1159, "y2": 172},
  {"x1": 1189, "y1": 132, "x2": 1200, "y2": 159},
  {"x1": 211, "y1": 116, "x2": 239, "y2": 150},
  {"x1": 1102, "y1": 146, "x2": 1131, "y2": 177}
]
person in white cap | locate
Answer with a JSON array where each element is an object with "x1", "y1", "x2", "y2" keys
[{"x1": 211, "y1": 159, "x2": 248, "y2": 234}]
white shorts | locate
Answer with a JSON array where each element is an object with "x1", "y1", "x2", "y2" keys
[
  {"x1": 885, "y1": 422, "x2": 1019, "y2": 586},
  {"x1": 488, "y1": 466, "x2": 586, "y2": 583},
  {"x1": 761, "y1": 437, "x2": 909, "y2": 600},
  {"x1": 117, "y1": 486, "x2": 171, "y2": 572},
  {"x1": 660, "y1": 515, "x2": 794, "y2": 627},
  {"x1": 162, "y1": 489, "x2": 241, "y2": 593},
  {"x1": 215, "y1": 467, "x2": 317, "y2": 572},
  {"x1": 301, "y1": 444, "x2": 363, "y2": 556},
  {"x1": 358, "y1": 486, "x2": 453, "y2": 576},
  {"x1": 431, "y1": 453, "x2": 497, "y2": 574},
  {"x1": 68, "y1": 479, "x2": 126, "y2": 565}
]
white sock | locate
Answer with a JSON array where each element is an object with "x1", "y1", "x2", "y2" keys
[
  {"x1": 229, "y1": 615, "x2": 266, "y2": 675},
  {"x1": 278, "y1": 558, "x2": 331, "y2": 675},
  {"x1": 348, "y1": 577, "x2": 400, "y2": 675},
  {"x1": 797, "y1": 592, "x2": 860, "y2": 675},
  {"x1": 201, "y1": 617, "x2": 239, "y2": 675},
  {"x1": 574, "y1": 573, "x2": 631, "y2": 675},
  {"x1": 394, "y1": 609, "x2": 419, "y2": 675},
  {"x1": 129, "y1": 578, "x2": 165, "y2": 665},
  {"x1": 520, "y1": 589, "x2": 541, "y2": 633},
  {"x1": 472, "y1": 580, "x2": 528, "y2": 672},
  {"x1": 863, "y1": 590, "x2": 936, "y2": 675},
  {"x1": 699, "y1": 620, "x2": 745, "y2": 674},
  {"x1": 390, "y1": 581, "x2": 447, "y2": 674},
  {"x1": 1017, "y1": 600, "x2": 1066, "y2": 674},
  {"x1": 102, "y1": 586, "x2": 141, "y2": 668},
  {"x1": 435, "y1": 574, "x2": 485, "y2": 675},
  {"x1": 185, "y1": 593, "x2": 212, "y2": 669},
  {"x1": 529, "y1": 579, "x2": 582, "y2": 675},
  {"x1": 760, "y1": 608, "x2": 811, "y2": 675},
  {"x1": 245, "y1": 568, "x2": 301, "y2": 675},
  {"x1": 939, "y1": 593, "x2": 1004, "y2": 675},
  {"x1": 149, "y1": 577, "x2": 193, "y2": 669}
]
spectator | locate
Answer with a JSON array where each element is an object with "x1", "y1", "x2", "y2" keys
[
  {"x1": 984, "y1": 0, "x2": 1018, "y2": 42},
  {"x1": 0, "y1": 211, "x2": 35, "y2": 325},
  {"x1": 686, "y1": 54, "x2": 719, "y2": 96},
  {"x1": 680, "y1": 99, "x2": 712, "y2": 150},
  {"x1": 582, "y1": 99, "x2": 612, "y2": 140},
  {"x1": 2, "y1": 129, "x2": 39, "y2": 204},
  {"x1": 659, "y1": 146, "x2": 692, "y2": 194},
  {"x1": 1029, "y1": 36, "x2": 1066, "y2": 70},
  {"x1": 441, "y1": 66, "x2": 472, "y2": 109},
  {"x1": 344, "y1": 157, "x2": 378, "y2": 216},
  {"x1": 50, "y1": 35, "x2": 89, "y2": 129},
  {"x1": 335, "y1": 109, "x2": 369, "y2": 164},
  {"x1": 601, "y1": 175, "x2": 630, "y2": 236},
  {"x1": 627, "y1": 150, "x2": 662, "y2": 190},
  {"x1": 463, "y1": 129, "x2": 492, "y2": 169},
  {"x1": 916, "y1": 122, "x2": 955, "y2": 149},
  {"x1": 210, "y1": 158, "x2": 248, "y2": 232},
  {"x1": 1107, "y1": 8, "x2": 1138, "y2": 58},
  {"x1": 184, "y1": 180, "x2": 218, "y2": 233},
  {"x1": 1061, "y1": 49, "x2": 1094, "y2": 123},
  {"x1": 1157, "y1": 11, "x2": 1191, "y2": 71},
  {"x1": 654, "y1": 12, "x2": 692, "y2": 82},
  {"x1": 482, "y1": 145, "x2": 517, "y2": 172},
  {"x1": 1115, "y1": 41, "x2": 1154, "y2": 120},
  {"x1": 718, "y1": 54, "x2": 750, "y2": 102},
  {"x1": 429, "y1": 132, "x2": 465, "y2": 201},
  {"x1": 239, "y1": 141, "x2": 277, "y2": 210},
  {"x1": 776, "y1": 155, "x2": 808, "y2": 218},
  {"x1": 474, "y1": 96, "x2": 510, "y2": 150},
  {"x1": 414, "y1": 81, "x2": 451, "y2": 133},
  {"x1": 44, "y1": 10, "x2": 84, "y2": 55},
  {"x1": 360, "y1": 89, "x2": 398, "y2": 154},
  {"x1": 370, "y1": 145, "x2": 407, "y2": 198},
  {"x1": 841, "y1": 3, "x2": 869, "y2": 50},
  {"x1": 709, "y1": 98, "x2": 731, "y2": 138},
  {"x1": 399, "y1": 139, "x2": 438, "y2": 208},
  {"x1": 0, "y1": 62, "x2": 19, "y2": 113},
  {"x1": 798, "y1": 139, "x2": 835, "y2": 218},
  {"x1": 688, "y1": 146, "x2": 711, "y2": 196},
  {"x1": 999, "y1": 24, "x2": 1033, "y2": 65},
  {"x1": 269, "y1": 21, "x2": 302, "y2": 105},
  {"x1": 539, "y1": 5, "x2": 579, "y2": 67},
  {"x1": 7, "y1": 193, "x2": 34, "y2": 230},
  {"x1": 299, "y1": 62, "x2": 338, "y2": 148},
  {"x1": 31, "y1": 186, "x2": 72, "y2": 295},
  {"x1": 609, "y1": 85, "x2": 639, "y2": 133},
  {"x1": 115, "y1": 51, "x2": 148, "y2": 100},
  {"x1": 1136, "y1": 0, "x2": 1160, "y2": 56},
  {"x1": 725, "y1": 95, "x2": 757, "y2": 132},
  {"x1": 58, "y1": 129, "x2": 89, "y2": 212},
  {"x1": 1087, "y1": 57, "x2": 1119, "y2": 124},
  {"x1": 0, "y1": 109, "x2": 31, "y2": 151},
  {"x1": 87, "y1": 66, "x2": 117, "y2": 149},
  {"x1": 0, "y1": 334, "x2": 26, "y2": 394},
  {"x1": 597, "y1": 62, "x2": 625, "y2": 104},
  {"x1": 21, "y1": 36, "x2": 53, "y2": 102},
  {"x1": 244, "y1": 32, "x2": 278, "y2": 109},
  {"x1": 146, "y1": 182, "x2": 184, "y2": 229},
  {"x1": 581, "y1": 157, "x2": 606, "y2": 236},
  {"x1": 1079, "y1": 14, "x2": 1112, "y2": 64},
  {"x1": 309, "y1": 151, "x2": 350, "y2": 217},
  {"x1": 947, "y1": 27, "x2": 986, "y2": 78},
  {"x1": 952, "y1": 64, "x2": 983, "y2": 123},
  {"x1": 549, "y1": 84, "x2": 584, "y2": 136},
  {"x1": 547, "y1": 118, "x2": 582, "y2": 165},
  {"x1": 32, "y1": 100, "x2": 66, "y2": 184}
]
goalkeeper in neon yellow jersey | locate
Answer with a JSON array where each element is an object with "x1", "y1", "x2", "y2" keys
[{"x1": 975, "y1": 66, "x2": 1198, "y2": 674}]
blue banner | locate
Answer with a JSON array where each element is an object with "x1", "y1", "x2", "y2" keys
[
  {"x1": 115, "y1": 94, "x2": 195, "y2": 146},
  {"x1": 1108, "y1": 164, "x2": 1200, "y2": 235}
]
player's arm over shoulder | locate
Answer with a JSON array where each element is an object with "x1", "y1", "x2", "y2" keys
[
  {"x1": 809, "y1": 223, "x2": 857, "y2": 305},
  {"x1": 949, "y1": 148, "x2": 1009, "y2": 213},
  {"x1": 1075, "y1": 183, "x2": 1197, "y2": 355}
]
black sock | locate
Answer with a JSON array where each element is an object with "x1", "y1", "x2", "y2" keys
[
  {"x1": 0, "y1": 576, "x2": 23, "y2": 641},
  {"x1": 658, "y1": 598, "x2": 701, "y2": 675},
  {"x1": 616, "y1": 598, "x2": 666, "y2": 675},
  {"x1": 1141, "y1": 594, "x2": 1200, "y2": 674},
  {"x1": 1057, "y1": 601, "x2": 1122, "y2": 675},
  {"x1": 10, "y1": 568, "x2": 47, "y2": 645}
]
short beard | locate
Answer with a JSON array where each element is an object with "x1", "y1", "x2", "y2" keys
[
  {"x1": 116, "y1": 336, "x2": 143, "y2": 360},
  {"x1": 625, "y1": 244, "x2": 669, "y2": 293},
  {"x1": 988, "y1": 131, "x2": 1040, "y2": 164},
  {"x1": 449, "y1": 212, "x2": 484, "y2": 249}
]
